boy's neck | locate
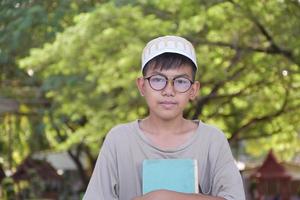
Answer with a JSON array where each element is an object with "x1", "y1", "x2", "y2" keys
[{"x1": 141, "y1": 115, "x2": 192, "y2": 136}]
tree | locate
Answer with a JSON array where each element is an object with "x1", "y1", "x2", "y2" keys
[
  {"x1": 19, "y1": 0, "x2": 300, "y2": 166},
  {"x1": 0, "y1": 0, "x2": 100, "y2": 177}
]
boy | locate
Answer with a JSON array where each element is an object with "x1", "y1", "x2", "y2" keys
[{"x1": 83, "y1": 36, "x2": 245, "y2": 200}]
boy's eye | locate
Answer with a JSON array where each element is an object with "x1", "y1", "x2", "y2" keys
[
  {"x1": 175, "y1": 78, "x2": 189, "y2": 84},
  {"x1": 151, "y1": 76, "x2": 166, "y2": 82}
]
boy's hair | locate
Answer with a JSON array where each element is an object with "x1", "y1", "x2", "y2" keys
[{"x1": 142, "y1": 53, "x2": 197, "y2": 80}]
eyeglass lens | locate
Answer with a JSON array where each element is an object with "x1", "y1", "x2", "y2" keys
[{"x1": 148, "y1": 75, "x2": 192, "y2": 92}]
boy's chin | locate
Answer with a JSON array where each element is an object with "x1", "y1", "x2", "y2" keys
[{"x1": 153, "y1": 111, "x2": 183, "y2": 121}]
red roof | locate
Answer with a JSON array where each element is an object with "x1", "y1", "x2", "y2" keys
[
  {"x1": 251, "y1": 150, "x2": 291, "y2": 180},
  {"x1": 12, "y1": 157, "x2": 62, "y2": 182}
]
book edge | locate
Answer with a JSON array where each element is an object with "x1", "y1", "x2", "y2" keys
[{"x1": 194, "y1": 159, "x2": 199, "y2": 193}]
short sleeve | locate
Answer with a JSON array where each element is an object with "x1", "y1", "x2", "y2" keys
[
  {"x1": 83, "y1": 138, "x2": 119, "y2": 200},
  {"x1": 211, "y1": 134, "x2": 246, "y2": 200}
]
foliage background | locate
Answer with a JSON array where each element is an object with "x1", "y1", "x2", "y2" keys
[{"x1": 1, "y1": 0, "x2": 299, "y2": 193}]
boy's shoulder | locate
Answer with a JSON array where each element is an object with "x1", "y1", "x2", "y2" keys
[
  {"x1": 104, "y1": 120, "x2": 138, "y2": 142},
  {"x1": 197, "y1": 120, "x2": 228, "y2": 142},
  {"x1": 110, "y1": 120, "x2": 137, "y2": 133}
]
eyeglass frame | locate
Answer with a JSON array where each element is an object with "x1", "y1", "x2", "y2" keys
[{"x1": 144, "y1": 74, "x2": 194, "y2": 93}]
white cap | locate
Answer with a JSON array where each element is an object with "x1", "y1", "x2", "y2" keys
[{"x1": 141, "y1": 35, "x2": 197, "y2": 71}]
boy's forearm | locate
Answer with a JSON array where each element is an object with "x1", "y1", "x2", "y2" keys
[
  {"x1": 164, "y1": 191, "x2": 225, "y2": 200},
  {"x1": 133, "y1": 190, "x2": 225, "y2": 200}
]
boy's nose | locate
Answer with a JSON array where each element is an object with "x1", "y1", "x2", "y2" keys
[{"x1": 162, "y1": 80, "x2": 175, "y2": 96}]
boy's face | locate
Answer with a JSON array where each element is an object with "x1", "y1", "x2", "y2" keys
[{"x1": 136, "y1": 65, "x2": 200, "y2": 121}]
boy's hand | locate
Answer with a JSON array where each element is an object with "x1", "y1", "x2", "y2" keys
[
  {"x1": 133, "y1": 190, "x2": 170, "y2": 200},
  {"x1": 133, "y1": 190, "x2": 226, "y2": 200}
]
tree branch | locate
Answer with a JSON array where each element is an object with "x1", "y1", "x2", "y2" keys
[
  {"x1": 239, "y1": 127, "x2": 282, "y2": 141},
  {"x1": 192, "y1": 51, "x2": 245, "y2": 119},
  {"x1": 228, "y1": 88, "x2": 290, "y2": 142},
  {"x1": 227, "y1": 0, "x2": 297, "y2": 65},
  {"x1": 204, "y1": 79, "x2": 268, "y2": 119},
  {"x1": 48, "y1": 110, "x2": 89, "y2": 188}
]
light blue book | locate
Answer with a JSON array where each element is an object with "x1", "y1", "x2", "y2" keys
[{"x1": 142, "y1": 159, "x2": 199, "y2": 194}]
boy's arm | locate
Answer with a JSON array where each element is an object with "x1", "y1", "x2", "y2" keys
[
  {"x1": 83, "y1": 139, "x2": 119, "y2": 200},
  {"x1": 133, "y1": 190, "x2": 225, "y2": 200}
]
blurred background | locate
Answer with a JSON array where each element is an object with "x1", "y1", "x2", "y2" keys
[{"x1": 0, "y1": 0, "x2": 299, "y2": 199}]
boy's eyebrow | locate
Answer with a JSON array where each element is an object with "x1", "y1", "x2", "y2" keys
[{"x1": 149, "y1": 71, "x2": 191, "y2": 79}]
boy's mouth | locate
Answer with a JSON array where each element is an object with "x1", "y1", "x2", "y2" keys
[{"x1": 158, "y1": 101, "x2": 177, "y2": 109}]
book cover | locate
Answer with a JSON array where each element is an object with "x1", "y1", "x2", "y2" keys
[{"x1": 142, "y1": 159, "x2": 199, "y2": 194}]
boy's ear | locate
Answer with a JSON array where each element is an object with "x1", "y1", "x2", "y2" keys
[
  {"x1": 189, "y1": 81, "x2": 200, "y2": 100},
  {"x1": 136, "y1": 77, "x2": 145, "y2": 96}
]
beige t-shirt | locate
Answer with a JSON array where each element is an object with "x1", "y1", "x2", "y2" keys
[{"x1": 83, "y1": 120, "x2": 245, "y2": 200}]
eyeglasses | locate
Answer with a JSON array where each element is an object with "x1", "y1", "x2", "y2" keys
[{"x1": 144, "y1": 74, "x2": 194, "y2": 93}]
